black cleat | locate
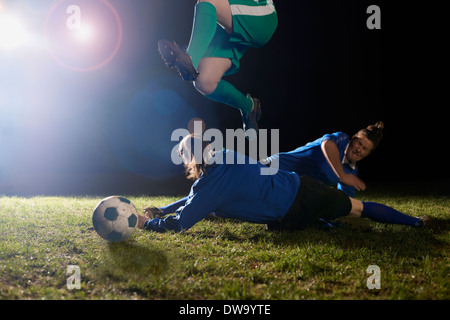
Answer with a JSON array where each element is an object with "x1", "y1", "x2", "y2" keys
[
  {"x1": 241, "y1": 95, "x2": 262, "y2": 140},
  {"x1": 157, "y1": 39, "x2": 199, "y2": 82},
  {"x1": 414, "y1": 215, "x2": 430, "y2": 227}
]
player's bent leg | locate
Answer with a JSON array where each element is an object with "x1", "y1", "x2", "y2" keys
[
  {"x1": 348, "y1": 197, "x2": 364, "y2": 218},
  {"x1": 186, "y1": 1, "x2": 218, "y2": 69},
  {"x1": 158, "y1": 0, "x2": 223, "y2": 81},
  {"x1": 195, "y1": 57, "x2": 231, "y2": 95},
  {"x1": 333, "y1": 197, "x2": 372, "y2": 230},
  {"x1": 197, "y1": 0, "x2": 233, "y2": 34},
  {"x1": 196, "y1": 57, "x2": 259, "y2": 138},
  {"x1": 195, "y1": 57, "x2": 252, "y2": 115}
]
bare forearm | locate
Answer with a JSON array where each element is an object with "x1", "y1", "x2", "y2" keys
[
  {"x1": 321, "y1": 139, "x2": 366, "y2": 191},
  {"x1": 321, "y1": 139, "x2": 345, "y2": 180}
]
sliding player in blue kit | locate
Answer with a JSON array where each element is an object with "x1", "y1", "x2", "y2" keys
[
  {"x1": 143, "y1": 122, "x2": 385, "y2": 220},
  {"x1": 261, "y1": 121, "x2": 386, "y2": 198},
  {"x1": 137, "y1": 134, "x2": 429, "y2": 233},
  {"x1": 157, "y1": 0, "x2": 278, "y2": 139}
]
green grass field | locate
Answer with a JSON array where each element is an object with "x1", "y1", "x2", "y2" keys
[{"x1": 0, "y1": 192, "x2": 449, "y2": 300}]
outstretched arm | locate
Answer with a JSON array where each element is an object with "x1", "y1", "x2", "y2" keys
[
  {"x1": 321, "y1": 139, "x2": 366, "y2": 191},
  {"x1": 139, "y1": 191, "x2": 217, "y2": 233},
  {"x1": 143, "y1": 196, "x2": 189, "y2": 218}
]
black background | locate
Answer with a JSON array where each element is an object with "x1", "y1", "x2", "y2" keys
[{"x1": 0, "y1": 0, "x2": 447, "y2": 196}]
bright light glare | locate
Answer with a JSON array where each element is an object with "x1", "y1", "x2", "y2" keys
[
  {"x1": 0, "y1": 14, "x2": 29, "y2": 50},
  {"x1": 74, "y1": 25, "x2": 94, "y2": 42}
]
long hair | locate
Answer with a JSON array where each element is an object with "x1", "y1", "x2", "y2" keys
[{"x1": 178, "y1": 134, "x2": 214, "y2": 181}]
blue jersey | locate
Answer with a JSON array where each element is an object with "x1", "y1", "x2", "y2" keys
[
  {"x1": 266, "y1": 132, "x2": 358, "y2": 197},
  {"x1": 144, "y1": 150, "x2": 300, "y2": 232}
]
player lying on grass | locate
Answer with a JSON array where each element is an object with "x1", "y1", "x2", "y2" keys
[
  {"x1": 157, "y1": 0, "x2": 278, "y2": 139},
  {"x1": 137, "y1": 134, "x2": 429, "y2": 232},
  {"x1": 261, "y1": 121, "x2": 385, "y2": 198},
  {"x1": 143, "y1": 121, "x2": 385, "y2": 220}
]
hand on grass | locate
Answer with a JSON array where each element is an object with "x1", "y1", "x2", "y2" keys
[{"x1": 143, "y1": 206, "x2": 164, "y2": 218}]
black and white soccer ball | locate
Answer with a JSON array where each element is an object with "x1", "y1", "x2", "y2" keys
[{"x1": 92, "y1": 196, "x2": 139, "y2": 242}]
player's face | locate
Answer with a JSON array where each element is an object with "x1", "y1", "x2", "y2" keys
[{"x1": 346, "y1": 135, "x2": 374, "y2": 163}]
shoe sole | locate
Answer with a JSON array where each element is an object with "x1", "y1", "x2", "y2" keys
[{"x1": 158, "y1": 39, "x2": 198, "y2": 82}]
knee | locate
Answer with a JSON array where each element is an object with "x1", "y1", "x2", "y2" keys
[
  {"x1": 348, "y1": 197, "x2": 364, "y2": 218},
  {"x1": 194, "y1": 75, "x2": 219, "y2": 96},
  {"x1": 197, "y1": 0, "x2": 223, "y2": 10},
  {"x1": 197, "y1": 0, "x2": 215, "y2": 5}
]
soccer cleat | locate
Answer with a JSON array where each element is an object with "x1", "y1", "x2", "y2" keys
[
  {"x1": 157, "y1": 39, "x2": 199, "y2": 82},
  {"x1": 241, "y1": 95, "x2": 262, "y2": 140},
  {"x1": 414, "y1": 215, "x2": 430, "y2": 227}
]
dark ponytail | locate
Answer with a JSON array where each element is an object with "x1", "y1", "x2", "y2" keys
[{"x1": 357, "y1": 121, "x2": 384, "y2": 151}]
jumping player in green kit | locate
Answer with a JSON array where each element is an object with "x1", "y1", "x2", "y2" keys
[{"x1": 158, "y1": 0, "x2": 278, "y2": 139}]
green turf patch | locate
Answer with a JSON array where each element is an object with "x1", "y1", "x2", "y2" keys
[{"x1": 0, "y1": 194, "x2": 448, "y2": 299}]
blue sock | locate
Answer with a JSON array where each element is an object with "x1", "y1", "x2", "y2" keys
[{"x1": 362, "y1": 201, "x2": 420, "y2": 226}]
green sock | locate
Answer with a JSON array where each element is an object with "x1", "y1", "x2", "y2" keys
[
  {"x1": 205, "y1": 80, "x2": 253, "y2": 114},
  {"x1": 186, "y1": 2, "x2": 217, "y2": 69}
]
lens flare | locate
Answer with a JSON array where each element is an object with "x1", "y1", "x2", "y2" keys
[
  {"x1": 74, "y1": 24, "x2": 93, "y2": 41},
  {"x1": 44, "y1": 0, "x2": 122, "y2": 72},
  {"x1": 0, "y1": 14, "x2": 29, "y2": 50}
]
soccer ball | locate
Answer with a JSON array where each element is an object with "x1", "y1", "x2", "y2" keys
[{"x1": 92, "y1": 196, "x2": 139, "y2": 242}]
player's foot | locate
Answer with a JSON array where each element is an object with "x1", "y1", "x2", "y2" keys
[
  {"x1": 241, "y1": 95, "x2": 261, "y2": 140},
  {"x1": 414, "y1": 215, "x2": 430, "y2": 227},
  {"x1": 158, "y1": 39, "x2": 199, "y2": 82}
]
